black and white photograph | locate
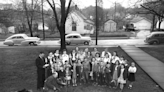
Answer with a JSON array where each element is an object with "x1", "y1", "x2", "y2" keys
[{"x1": 0, "y1": 0, "x2": 164, "y2": 92}]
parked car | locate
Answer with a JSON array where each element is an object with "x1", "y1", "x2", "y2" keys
[
  {"x1": 3, "y1": 34, "x2": 40, "y2": 46},
  {"x1": 58, "y1": 33, "x2": 92, "y2": 45},
  {"x1": 144, "y1": 32, "x2": 164, "y2": 45}
]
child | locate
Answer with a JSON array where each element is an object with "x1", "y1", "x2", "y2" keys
[
  {"x1": 104, "y1": 62, "x2": 112, "y2": 87},
  {"x1": 65, "y1": 67, "x2": 71, "y2": 85},
  {"x1": 128, "y1": 62, "x2": 137, "y2": 89},
  {"x1": 78, "y1": 49, "x2": 85, "y2": 62},
  {"x1": 117, "y1": 64, "x2": 128, "y2": 92},
  {"x1": 76, "y1": 59, "x2": 82, "y2": 85},
  {"x1": 72, "y1": 62, "x2": 77, "y2": 86},
  {"x1": 70, "y1": 50, "x2": 77, "y2": 64},
  {"x1": 58, "y1": 67, "x2": 66, "y2": 86},
  {"x1": 83, "y1": 58, "x2": 90, "y2": 84},
  {"x1": 62, "y1": 50, "x2": 69, "y2": 65},
  {"x1": 92, "y1": 57, "x2": 99, "y2": 85},
  {"x1": 54, "y1": 50, "x2": 60, "y2": 59},
  {"x1": 111, "y1": 60, "x2": 120, "y2": 88},
  {"x1": 98, "y1": 60, "x2": 105, "y2": 86},
  {"x1": 103, "y1": 53, "x2": 111, "y2": 64}
]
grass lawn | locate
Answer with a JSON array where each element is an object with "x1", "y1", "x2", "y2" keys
[
  {"x1": 0, "y1": 47, "x2": 163, "y2": 92},
  {"x1": 140, "y1": 47, "x2": 164, "y2": 63}
]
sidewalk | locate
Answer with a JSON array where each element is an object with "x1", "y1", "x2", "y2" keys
[{"x1": 120, "y1": 46, "x2": 164, "y2": 90}]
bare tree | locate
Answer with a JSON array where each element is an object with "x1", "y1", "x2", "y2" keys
[
  {"x1": 46, "y1": 0, "x2": 72, "y2": 51},
  {"x1": 141, "y1": 0, "x2": 164, "y2": 29},
  {"x1": 22, "y1": 0, "x2": 41, "y2": 37}
]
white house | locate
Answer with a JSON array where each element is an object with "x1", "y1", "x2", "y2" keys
[
  {"x1": 130, "y1": 16, "x2": 152, "y2": 38},
  {"x1": 65, "y1": 10, "x2": 94, "y2": 34},
  {"x1": 38, "y1": 23, "x2": 49, "y2": 30},
  {"x1": 104, "y1": 20, "x2": 116, "y2": 32},
  {"x1": 130, "y1": 16, "x2": 152, "y2": 30},
  {"x1": 156, "y1": 20, "x2": 164, "y2": 29}
]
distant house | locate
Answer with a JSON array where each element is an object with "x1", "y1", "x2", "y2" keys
[
  {"x1": 0, "y1": 3, "x2": 12, "y2": 10},
  {"x1": 156, "y1": 20, "x2": 164, "y2": 29},
  {"x1": 130, "y1": 16, "x2": 152, "y2": 31},
  {"x1": 65, "y1": 10, "x2": 94, "y2": 34},
  {"x1": 38, "y1": 23, "x2": 49, "y2": 31},
  {"x1": 104, "y1": 19, "x2": 117, "y2": 32}
]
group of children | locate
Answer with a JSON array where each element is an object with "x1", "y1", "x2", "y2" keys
[{"x1": 44, "y1": 47, "x2": 137, "y2": 92}]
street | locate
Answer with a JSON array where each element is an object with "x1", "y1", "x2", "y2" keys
[{"x1": 0, "y1": 38, "x2": 147, "y2": 47}]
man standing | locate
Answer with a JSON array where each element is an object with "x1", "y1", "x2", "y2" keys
[{"x1": 35, "y1": 52, "x2": 48, "y2": 90}]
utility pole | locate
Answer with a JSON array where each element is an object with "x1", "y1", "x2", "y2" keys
[
  {"x1": 95, "y1": 0, "x2": 98, "y2": 45},
  {"x1": 42, "y1": 0, "x2": 45, "y2": 40}
]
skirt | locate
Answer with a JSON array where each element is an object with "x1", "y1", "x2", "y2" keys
[
  {"x1": 128, "y1": 73, "x2": 135, "y2": 82},
  {"x1": 118, "y1": 76, "x2": 126, "y2": 84},
  {"x1": 112, "y1": 70, "x2": 118, "y2": 80}
]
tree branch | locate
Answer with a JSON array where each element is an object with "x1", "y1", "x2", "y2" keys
[
  {"x1": 141, "y1": 5, "x2": 164, "y2": 18},
  {"x1": 65, "y1": 0, "x2": 72, "y2": 22},
  {"x1": 46, "y1": 0, "x2": 60, "y2": 29}
]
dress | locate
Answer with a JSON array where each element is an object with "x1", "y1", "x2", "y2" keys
[
  {"x1": 117, "y1": 69, "x2": 126, "y2": 84},
  {"x1": 112, "y1": 65, "x2": 118, "y2": 80},
  {"x1": 128, "y1": 66, "x2": 137, "y2": 82}
]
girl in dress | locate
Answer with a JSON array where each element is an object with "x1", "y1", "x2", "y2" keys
[
  {"x1": 62, "y1": 50, "x2": 69, "y2": 65},
  {"x1": 72, "y1": 62, "x2": 77, "y2": 86},
  {"x1": 45, "y1": 52, "x2": 54, "y2": 78},
  {"x1": 117, "y1": 64, "x2": 128, "y2": 92},
  {"x1": 111, "y1": 51, "x2": 120, "y2": 76},
  {"x1": 70, "y1": 50, "x2": 77, "y2": 64},
  {"x1": 111, "y1": 60, "x2": 120, "y2": 88},
  {"x1": 128, "y1": 62, "x2": 137, "y2": 89},
  {"x1": 65, "y1": 67, "x2": 71, "y2": 85}
]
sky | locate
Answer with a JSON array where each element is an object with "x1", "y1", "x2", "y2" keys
[{"x1": 0, "y1": 0, "x2": 143, "y2": 9}]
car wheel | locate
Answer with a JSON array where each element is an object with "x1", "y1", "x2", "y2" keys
[
  {"x1": 84, "y1": 41, "x2": 89, "y2": 45},
  {"x1": 29, "y1": 42, "x2": 35, "y2": 46},
  {"x1": 153, "y1": 41, "x2": 159, "y2": 45},
  {"x1": 8, "y1": 43, "x2": 14, "y2": 46}
]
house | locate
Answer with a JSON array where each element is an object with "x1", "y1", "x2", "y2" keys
[
  {"x1": 130, "y1": 16, "x2": 152, "y2": 38},
  {"x1": 65, "y1": 10, "x2": 94, "y2": 34},
  {"x1": 130, "y1": 16, "x2": 152, "y2": 31},
  {"x1": 156, "y1": 20, "x2": 164, "y2": 29},
  {"x1": 104, "y1": 19, "x2": 116, "y2": 32},
  {"x1": 38, "y1": 23, "x2": 49, "y2": 30}
]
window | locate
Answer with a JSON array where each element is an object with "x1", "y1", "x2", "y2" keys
[
  {"x1": 67, "y1": 36, "x2": 73, "y2": 38},
  {"x1": 159, "y1": 34, "x2": 164, "y2": 37},
  {"x1": 153, "y1": 34, "x2": 159, "y2": 37},
  {"x1": 72, "y1": 21, "x2": 77, "y2": 31},
  {"x1": 73, "y1": 35, "x2": 80, "y2": 38},
  {"x1": 17, "y1": 36, "x2": 24, "y2": 39},
  {"x1": 11, "y1": 37, "x2": 17, "y2": 39}
]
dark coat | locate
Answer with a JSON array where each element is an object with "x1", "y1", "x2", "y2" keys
[{"x1": 35, "y1": 56, "x2": 46, "y2": 89}]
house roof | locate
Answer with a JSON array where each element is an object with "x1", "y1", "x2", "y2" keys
[
  {"x1": 130, "y1": 16, "x2": 152, "y2": 23},
  {"x1": 104, "y1": 19, "x2": 116, "y2": 24},
  {"x1": 70, "y1": 10, "x2": 94, "y2": 25}
]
